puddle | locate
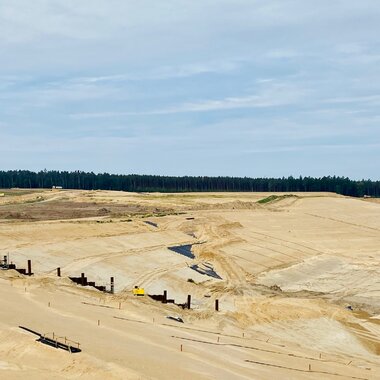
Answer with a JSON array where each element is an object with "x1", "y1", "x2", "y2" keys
[{"x1": 168, "y1": 244, "x2": 195, "y2": 259}]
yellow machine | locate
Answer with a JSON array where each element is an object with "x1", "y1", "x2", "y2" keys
[{"x1": 132, "y1": 287, "x2": 145, "y2": 296}]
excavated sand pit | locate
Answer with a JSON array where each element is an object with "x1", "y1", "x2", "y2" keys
[{"x1": 0, "y1": 189, "x2": 379, "y2": 379}]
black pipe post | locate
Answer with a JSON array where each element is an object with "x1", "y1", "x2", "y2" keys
[
  {"x1": 163, "y1": 290, "x2": 167, "y2": 304},
  {"x1": 81, "y1": 272, "x2": 86, "y2": 286},
  {"x1": 57, "y1": 267, "x2": 61, "y2": 277},
  {"x1": 110, "y1": 277, "x2": 114, "y2": 294},
  {"x1": 215, "y1": 299, "x2": 219, "y2": 311},
  {"x1": 27, "y1": 260, "x2": 32, "y2": 276},
  {"x1": 187, "y1": 295, "x2": 191, "y2": 309}
]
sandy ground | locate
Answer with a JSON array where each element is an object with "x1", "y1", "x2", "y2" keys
[{"x1": 0, "y1": 189, "x2": 379, "y2": 379}]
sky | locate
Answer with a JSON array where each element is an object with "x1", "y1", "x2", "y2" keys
[{"x1": 1, "y1": 0, "x2": 380, "y2": 179}]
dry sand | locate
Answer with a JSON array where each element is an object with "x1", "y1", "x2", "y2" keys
[{"x1": 0, "y1": 189, "x2": 379, "y2": 379}]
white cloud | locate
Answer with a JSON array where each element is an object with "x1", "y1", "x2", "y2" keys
[
  {"x1": 1, "y1": 1, "x2": 380, "y2": 177},
  {"x1": 70, "y1": 80, "x2": 308, "y2": 119},
  {"x1": 70, "y1": 93, "x2": 292, "y2": 118},
  {"x1": 324, "y1": 95, "x2": 380, "y2": 106},
  {"x1": 71, "y1": 60, "x2": 241, "y2": 84}
]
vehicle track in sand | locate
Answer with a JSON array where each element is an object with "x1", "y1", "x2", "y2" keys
[
  {"x1": 247, "y1": 230, "x2": 324, "y2": 254},
  {"x1": 239, "y1": 248, "x2": 287, "y2": 265},
  {"x1": 194, "y1": 215, "x2": 320, "y2": 284},
  {"x1": 305, "y1": 213, "x2": 380, "y2": 233},
  {"x1": 132, "y1": 262, "x2": 187, "y2": 288},
  {"x1": 58, "y1": 240, "x2": 194, "y2": 275},
  {"x1": 240, "y1": 242, "x2": 305, "y2": 262},
  {"x1": 241, "y1": 231, "x2": 318, "y2": 257}
]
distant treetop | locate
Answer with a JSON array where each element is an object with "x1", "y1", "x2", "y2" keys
[{"x1": 0, "y1": 170, "x2": 378, "y2": 197}]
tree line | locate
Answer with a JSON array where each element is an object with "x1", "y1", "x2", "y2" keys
[{"x1": 0, "y1": 170, "x2": 379, "y2": 197}]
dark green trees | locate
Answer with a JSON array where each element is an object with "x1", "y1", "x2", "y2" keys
[{"x1": 0, "y1": 170, "x2": 378, "y2": 197}]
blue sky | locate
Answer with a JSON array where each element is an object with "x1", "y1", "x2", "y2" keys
[{"x1": 1, "y1": 1, "x2": 380, "y2": 179}]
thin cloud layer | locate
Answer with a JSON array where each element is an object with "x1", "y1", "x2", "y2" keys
[{"x1": 0, "y1": 1, "x2": 379, "y2": 178}]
